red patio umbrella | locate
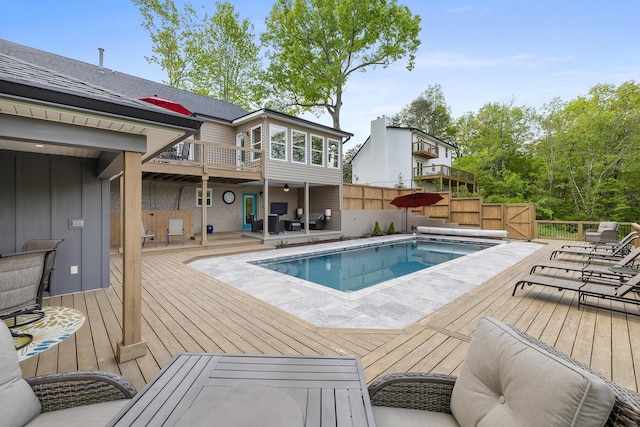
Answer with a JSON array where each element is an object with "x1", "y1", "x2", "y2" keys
[
  {"x1": 138, "y1": 96, "x2": 192, "y2": 116},
  {"x1": 391, "y1": 192, "x2": 444, "y2": 231}
]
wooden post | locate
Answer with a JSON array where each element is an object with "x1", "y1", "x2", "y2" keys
[
  {"x1": 201, "y1": 176, "x2": 208, "y2": 245},
  {"x1": 117, "y1": 150, "x2": 147, "y2": 362}
]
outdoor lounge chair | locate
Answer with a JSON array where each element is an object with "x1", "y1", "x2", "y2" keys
[
  {"x1": 584, "y1": 221, "x2": 619, "y2": 243},
  {"x1": 141, "y1": 221, "x2": 157, "y2": 248},
  {"x1": 368, "y1": 317, "x2": 640, "y2": 427},
  {"x1": 21, "y1": 239, "x2": 64, "y2": 297},
  {"x1": 513, "y1": 270, "x2": 640, "y2": 314},
  {"x1": 550, "y1": 239, "x2": 634, "y2": 260},
  {"x1": 561, "y1": 231, "x2": 639, "y2": 251},
  {"x1": 0, "y1": 321, "x2": 136, "y2": 427},
  {"x1": 166, "y1": 219, "x2": 184, "y2": 246},
  {"x1": 530, "y1": 246, "x2": 640, "y2": 282}
]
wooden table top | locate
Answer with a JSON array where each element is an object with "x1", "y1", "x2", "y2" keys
[{"x1": 108, "y1": 353, "x2": 376, "y2": 426}]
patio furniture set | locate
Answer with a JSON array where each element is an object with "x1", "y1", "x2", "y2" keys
[
  {"x1": 4, "y1": 316, "x2": 640, "y2": 426},
  {"x1": 142, "y1": 219, "x2": 185, "y2": 247}
]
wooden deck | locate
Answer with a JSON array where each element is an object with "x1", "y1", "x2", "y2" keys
[{"x1": 20, "y1": 238, "x2": 640, "y2": 396}]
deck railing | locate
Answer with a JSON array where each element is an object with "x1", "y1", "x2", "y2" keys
[
  {"x1": 536, "y1": 220, "x2": 640, "y2": 243},
  {"x1": 412, "y1": 140, "x2": 438, "y2": 158},
  {"x1": 150, "y1": 140, "x2": 263, "y2": 173},
  {"x1": 413, "y1": 164, "x2": 476, "y2": 184}
]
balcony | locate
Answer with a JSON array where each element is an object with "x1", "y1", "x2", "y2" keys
[
  {"x1": 413, "y1": 164, "x2": 477, "y2": 192},
  {"x1": 144, "y1": 140, "x2": 263, "y2": 184},
  {"x1": 412, "y1": 140, "x2": 439, "y2": 159}
]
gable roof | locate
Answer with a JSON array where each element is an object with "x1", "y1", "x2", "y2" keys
[{"x1": 0, "y1": 39, "x2": 248, "y2": 122}]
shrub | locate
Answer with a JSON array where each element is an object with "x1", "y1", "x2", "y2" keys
[
  {"x1": 373, "y1": 221, "x2": 383, "y2": 236},
  {"x1": 387, "y1": 222, "x2": 396, "y2": 234}
]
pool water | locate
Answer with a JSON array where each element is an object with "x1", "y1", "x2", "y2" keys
[{"x1": 254, "y1": 240, "x2": 490, "y2": 293}]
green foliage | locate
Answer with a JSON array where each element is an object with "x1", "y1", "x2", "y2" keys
[
  {"x1": 342, "y1": 143, "x2": 361, "y2": 183},
  {"x1": 387, "y1": 222, "x2": 396, "y2": 235},
  {"x1": 372, "y1": 221, "x2": 383, "y2": 236},
  {"x1": 133, "y1": 0, "x2": 263, "y2": 109},
  {"x1": 390, "y1": 84, "x2": 455, "y2": 140},
  {"x1": 261, "y1": 0, "x2": 421, "y2": 129}
]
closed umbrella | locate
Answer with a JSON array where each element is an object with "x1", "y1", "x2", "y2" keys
[
  {"x1": 390, "y1": 192, "x2": 444, "y2": 231},
  {"x1": 138, "y1": 96, "x2": 192, "y2": 116}
]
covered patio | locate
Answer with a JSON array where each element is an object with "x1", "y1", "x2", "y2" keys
[{"x1": 20, "y1": 237, "x2": 640, "y2": 396}]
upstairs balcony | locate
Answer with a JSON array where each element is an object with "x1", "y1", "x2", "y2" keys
[
  {"x1": 412, "y1": 140, "x2": 439, "y2": 159},
  {"x1": 144, "y1": 140, "x2": 264, "y2": 184},
  {"x1": 413, "y1": 164, "x2": 477, "y2": 192}
]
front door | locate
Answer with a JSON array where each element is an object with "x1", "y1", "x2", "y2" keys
[{"x1": 242, "y1": 193, "x2": 257, "y2": 230}]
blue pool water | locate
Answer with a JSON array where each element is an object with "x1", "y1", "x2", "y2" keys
[{"x1": 254, "y1": 239, "x2": 491, "y2": 293}]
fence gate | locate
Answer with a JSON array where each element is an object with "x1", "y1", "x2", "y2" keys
[{"x1": 504, "y1": 204, "x2": 535, "y2": 240}]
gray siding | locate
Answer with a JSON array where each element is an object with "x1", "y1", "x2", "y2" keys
[{"x1": 0, "y1": 151, "x2": 109, "y2": 296}]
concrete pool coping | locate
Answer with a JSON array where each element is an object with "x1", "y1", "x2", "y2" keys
[{"x1": 189, "y1": 235, "x2": 544, "y2": 329}]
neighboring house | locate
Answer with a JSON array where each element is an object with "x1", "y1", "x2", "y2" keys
[
  {"x1": 0, "y1": 39, "x2": 352, "y2": 249},
  {"x1": 351, "y1": 116, "x2": 476, "y2": 193}
]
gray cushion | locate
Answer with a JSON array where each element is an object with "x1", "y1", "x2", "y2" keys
[
  {"x1": 0, "y1": 322, "x2": 41, "y2": 427},
  {"x1": 25, "y1": 399, "x2": 129, "y2": 427},
  {"x1": 450, "y1": 317, "x2": 615, "y2": 427},
  {"x1": 373, "y1": 406, "x2": 460, "y2": 427}
]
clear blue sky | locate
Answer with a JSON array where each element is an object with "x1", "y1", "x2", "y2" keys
[{"x1": 2, "y1": 0, "x2": 638, "y2": 150}]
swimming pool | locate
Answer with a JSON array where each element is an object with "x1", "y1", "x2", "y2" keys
[{"x1": 253, "y1": 239, "x2": 491, "y2": 292}]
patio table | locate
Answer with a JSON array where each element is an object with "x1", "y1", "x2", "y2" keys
[{"x1": 108, "y1": 353, "x2": 376, "y2": 426}]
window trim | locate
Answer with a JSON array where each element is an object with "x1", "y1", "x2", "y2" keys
[
  {"x1": 196, "y1": 188, "x2": 212, "y2": 207},
  {"x1": 291, "y1": 129, "x2": 307, "y2": 164},
  {"x1": 269, "y1": 124, "x2": 288, "y2": 161},
  {"x1": 310, "y1": 134, "x2": 325, "y2": 166},
  {"x1": 327, "y1": 138, "x2": 340, "y2": 169},
  {"x1": 251, "y1": 126, "x2": 262, "y2": 162}
]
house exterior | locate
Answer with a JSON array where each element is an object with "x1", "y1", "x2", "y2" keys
[{"x1": 351, "y1": 116, "x2": 476, "y2": 193}]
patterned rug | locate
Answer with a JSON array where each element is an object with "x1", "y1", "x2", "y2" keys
[{"x1": 5, "y1": 306, "x2": 86, "y2": 361}]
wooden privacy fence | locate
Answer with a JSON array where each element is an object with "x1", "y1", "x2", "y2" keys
[
  {"x1": 110, "y1": 210, "x2": 193, "y2": 246},
  {"x1": 343, "y1": 184, "x2": 536, "y2": 240}
]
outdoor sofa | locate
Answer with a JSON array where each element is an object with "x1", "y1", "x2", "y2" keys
[
  {"x1": 0, "y1": 321, "x2": 136, "y2": 427},
  {"x1": 368, "y1": 317, "x2": 640, "y2": 426}
]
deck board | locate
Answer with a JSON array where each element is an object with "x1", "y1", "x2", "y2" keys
[{"x1": 21, "y1": 237, "x2": 640, "y2": 396}]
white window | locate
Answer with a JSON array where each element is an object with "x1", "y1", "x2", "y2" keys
[
  {"x1": 251, "y1": 126, "x2": 261, "y2": 161},
  {"x1": 196, "y1": 188, "x2": 212, "y2": 207},
  {"x1": 270, "y1": 125, "x2": 287, "y2": 160},
  {"x1": 445, "y1": 147, "x2": 449, "y2": 158},
  {"x1": 311, "y1": 134, "x2": 324, "y2": 166},
  {"x1": 292, "y1": 130, "x2": 307, "y2": 163},
  {"x1": 327, "y1": 139, "x2": 339, "y2": 168}
]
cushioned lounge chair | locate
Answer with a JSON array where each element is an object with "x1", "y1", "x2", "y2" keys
[
  {"x1": 584, "y1": 221, "x2": 619, "y2": 243},
  {"x1": 0, "y1": 322, "x2": 136, "y2": 426},
  {"x1": 368, "y1": 317, "x2": 640, "y2": 427},
  {"x1": 530, "y1": 246, "x2": 640, "y2": 281},
  {"x1": 513, "y1": 271, "x2": 640, "y2": 314}
]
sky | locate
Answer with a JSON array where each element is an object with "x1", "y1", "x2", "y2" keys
[{"x1": 1, "y1": 0, "x2": 639, "y2": 151}]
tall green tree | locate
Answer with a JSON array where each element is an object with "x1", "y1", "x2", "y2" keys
[
  {"x1": 390, "y1": 84, "x2": 455, "y2": 140},
  {"x1": 133, "y1": 0, "x2": 263, "y2": 109},
  {"x1": 261, "y1": 0, "x2": 421, "y2": 129},
  {"x1": 453, "y1": 100, "x2": 538, "y2": 202},
  {"x1": 534, "y1": 82, "x2": 640, "y2": 220},
  {"x1": 342, "y1": 143, "x2": 362, "y2": 183}
]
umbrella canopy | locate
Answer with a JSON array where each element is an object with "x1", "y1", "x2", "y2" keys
[
  {"x1": 390, "y1": 192, "x2": 444, "y2": 208},
  {"x1": 138, "y1": 96, "x2": 192, "y2": 116},
  {"x1": 391, "y1": 192, "x2": 444, "y2": 231}
]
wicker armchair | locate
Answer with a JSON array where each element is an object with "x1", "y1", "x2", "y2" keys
[
  {"x1": 368, "y1": 321, "x2": 640, "y2": 427},
  {"x1": 27, "y1": 370, "x2": 136, "y2": 413}
]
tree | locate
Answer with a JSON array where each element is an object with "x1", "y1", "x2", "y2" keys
[
  {"x1": 342, "y1": 143, "x2": 361, "y2": 183},
  {"x1": 133, "y1": 0, "x2": 263, "y2": 109},
  {"x1": 533, "y1": 82, "x2": 640, "y2": 220},
  {"x1": 390, "y1": 84, "x2": 455, "y2": 140},
  {"x1": 453, "y1": 100, "x2": 538, "y2": 202},
  {"x1": 261, "y1": 0, "x2": 421, "y2": 129}
]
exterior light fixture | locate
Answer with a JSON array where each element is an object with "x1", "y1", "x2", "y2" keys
[
  {"x1": 324, "y1": 209, "x2": 332, "y2": 220},
  {"x1": 283, "y1": 184, "x2": 290, "y2": 192}
]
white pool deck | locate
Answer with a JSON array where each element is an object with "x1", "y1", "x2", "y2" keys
[{"x1": 189, "y1": 235, "x2": 543, "y2": 329}]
